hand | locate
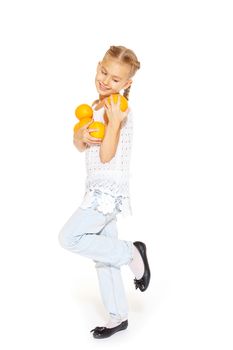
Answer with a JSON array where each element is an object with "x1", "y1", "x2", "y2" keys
[
  {"x1": 103, "y1": 94, "x2": 129, "y2": 127},
  {"x1": 74, "y1": 120, "x2": 102, "y2": 146}
]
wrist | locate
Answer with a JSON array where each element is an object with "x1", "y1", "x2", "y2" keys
[
  {"x1": 108, "y1": 120, "x2": 121, "y2": 131},
  {"x1": 74, "y1": 133, "x2": 87, "y2": 149}
]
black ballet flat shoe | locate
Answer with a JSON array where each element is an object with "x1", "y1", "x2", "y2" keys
[
  {"x1": 90, "y1": 320, "x2": 128, "y2": 339},
  {"x1": 133, "y1": 241, "x2": 151, "y2": 292}
]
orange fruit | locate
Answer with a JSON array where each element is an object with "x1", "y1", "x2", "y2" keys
[
  {"x1": 73, "y1": 117, "x2": 93, "y2": 133},
  {"x1": 107, "y1": 94, "x2": 128, "y2": 112},
  {"x1": 75, "y1": 104, "x2": 93, "y2": 120},
  {"x1": 88, "y1": 121, "x2": 105, "y2": 139}
]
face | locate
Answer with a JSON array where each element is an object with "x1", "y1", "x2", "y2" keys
[{"x1": 95, "y1": 57, "x2": 132, "y2": 97}]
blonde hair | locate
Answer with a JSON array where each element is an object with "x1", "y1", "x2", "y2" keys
[{"x1": 103, "y1": 45, "x2": 140, "y2": 100}]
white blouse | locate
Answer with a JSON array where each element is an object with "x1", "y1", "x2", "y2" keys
[{"x1": 79, "y1": 102, "x2": 134, "y2": 217}]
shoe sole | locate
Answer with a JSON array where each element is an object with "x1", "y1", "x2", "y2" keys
[
  {"x1": 133, "y1": 241, "x2": 151, "y2": 291},
  {"x1": 92, "y1": 321, "x2": 128, "y2": 339}
]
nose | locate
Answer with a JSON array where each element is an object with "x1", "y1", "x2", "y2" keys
[{"x1": 103, "y1": 76, "x2": 111, "y2": 86}]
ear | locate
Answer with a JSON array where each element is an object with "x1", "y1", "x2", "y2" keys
[{"x1": 123, "y1": 79, "x2": 133, "y2": 90}]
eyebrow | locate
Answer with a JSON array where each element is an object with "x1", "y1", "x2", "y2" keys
[{"x1": 101, "y1": 65, "x2": 122, "y2": 80}]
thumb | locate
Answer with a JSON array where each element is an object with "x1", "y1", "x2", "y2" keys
[
  {"x1": 84, "y1": 120, "x2": 94, "y2": 128},
  {"x1": 80, "y1": 120, "x2": 93, "y2": 130}
]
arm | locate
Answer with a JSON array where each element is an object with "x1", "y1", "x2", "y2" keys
[
  {"x1": 73, "y1": 135, "x2": 88, "y2": 152},
  {"x1": 99, "y1": 121, "x2": 121, "y2": 163},
  {"x1": 99, "y1": 95, "x2": 129, "y2": 163},
  {"x1": 73, "y1": 120, "x2": 102, "y2": 152}
]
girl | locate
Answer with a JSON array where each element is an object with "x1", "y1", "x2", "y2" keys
[{"x1": 59, "y1": 45, "x2": 151, "y2": 339}]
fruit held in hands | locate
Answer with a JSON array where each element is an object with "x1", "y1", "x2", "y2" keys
[
  {"x1": 88, "y1": 121, "x2": 105, "y2": 139},
  {"x1": 75, "y1": 104, "x2": 93, "y2": 120},
  {"x1": 107, "y1": 94, "x2": 128, "y2": 112},
  {"x1": 73, "y1": 117, "x2": 93, "y2": 133}
]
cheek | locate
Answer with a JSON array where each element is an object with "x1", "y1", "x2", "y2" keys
[{"x1": 113, "y1": 82, "x2": 123, "y2": 90}]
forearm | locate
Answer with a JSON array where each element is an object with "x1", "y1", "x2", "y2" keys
[
  {"x1": 99, "y1": 121, "x2": 121, "y2": 163},
  {"x1": 73, "y1": 135, "x2": 88, "y2": 152}
]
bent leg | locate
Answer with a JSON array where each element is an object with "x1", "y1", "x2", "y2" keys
[{"x1": 58, "y1": 206, "x2": 133, "y2": 267}]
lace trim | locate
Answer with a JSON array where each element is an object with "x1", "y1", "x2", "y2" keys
[
  {"x1": 80, "y1": 189, "x2": 132, "y2": 217},
  {"x1": 84, "y1": 175, "x2": 130, "y2": 199}
]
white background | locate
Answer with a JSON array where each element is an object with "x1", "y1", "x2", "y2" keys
[{"x1": 0, "y1": 0, "x2": 232, "y2": 349}]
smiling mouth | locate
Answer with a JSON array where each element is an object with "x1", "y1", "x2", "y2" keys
[{"x1": 99, "y1": 82, "x2": 110, "y2": 91}]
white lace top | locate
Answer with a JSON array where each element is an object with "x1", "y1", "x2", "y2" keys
[{"x1": 79, "y1": 102, "x2": 133, "y2": 217}]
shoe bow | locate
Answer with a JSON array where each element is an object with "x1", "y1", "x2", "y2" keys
[{"x1": 134, "y1": 277, "x2": 145, "y2": 290}]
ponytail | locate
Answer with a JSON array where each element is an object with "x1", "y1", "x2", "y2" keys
[{"x1": 123, "y1": 85, "x2": 131, "y2": 100}]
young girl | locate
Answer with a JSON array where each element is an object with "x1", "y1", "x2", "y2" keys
[{"x1": 59, "y1": 45, "x2": 151, "y2": 339}]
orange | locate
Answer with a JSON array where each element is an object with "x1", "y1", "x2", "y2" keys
[
  {"x1": 107, "y1": 94, "x2": 128, "y2": 112},
  {"x1": 88, "y1": 121, "x2": 105, "y2": 139},
  {"x1": 75, "y1": 104, "x2": 93, "y2": 120},
  {"x1": 73, "y1": 117, "x2": 93, "y2": 133}
]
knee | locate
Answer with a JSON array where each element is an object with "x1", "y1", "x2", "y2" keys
[{"x1": 58, "y1": 226, "x2": 75, "y2": 250}]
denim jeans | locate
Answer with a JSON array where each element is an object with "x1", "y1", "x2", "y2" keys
[{"x1": 58, "y1": 199, "x2": 134, "y2": 322}]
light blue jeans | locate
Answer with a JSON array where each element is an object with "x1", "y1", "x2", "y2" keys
[{"x1": 58, "y1": 200, "x2": 134, "y2": 323}]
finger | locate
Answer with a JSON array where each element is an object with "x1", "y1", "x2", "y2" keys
[
  {"x1": 80, "y1": 121, "x2": 93, "y2": 130},
  {"x1": 84, "y1": 120, "x2": 94, "y2": 128},
  {"x1": 104, "y1": 99, "x2": 110, "y2": 109},
  {"x1": 117, "y1": 94, "x2": 121, "y2": 107},
  {"x1": 87, "y1": 128, "x2": 100, "y2": 132},
  {"x1": 87, "y1": 140, "x2": 102, "y2": 145},
  {"x1": 90, "y1": 138, "x2": 102, "y2": 143},
  {"x1": 92, "y1": 140, "x2": 102, "y2": 144},
  {"x1": 87, "y1": 136, "x2": 102, "y2": 142}
]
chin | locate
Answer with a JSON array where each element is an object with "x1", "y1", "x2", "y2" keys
[{"x1": 97, "y1": 91, "x2": 111, "y2": 98}]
